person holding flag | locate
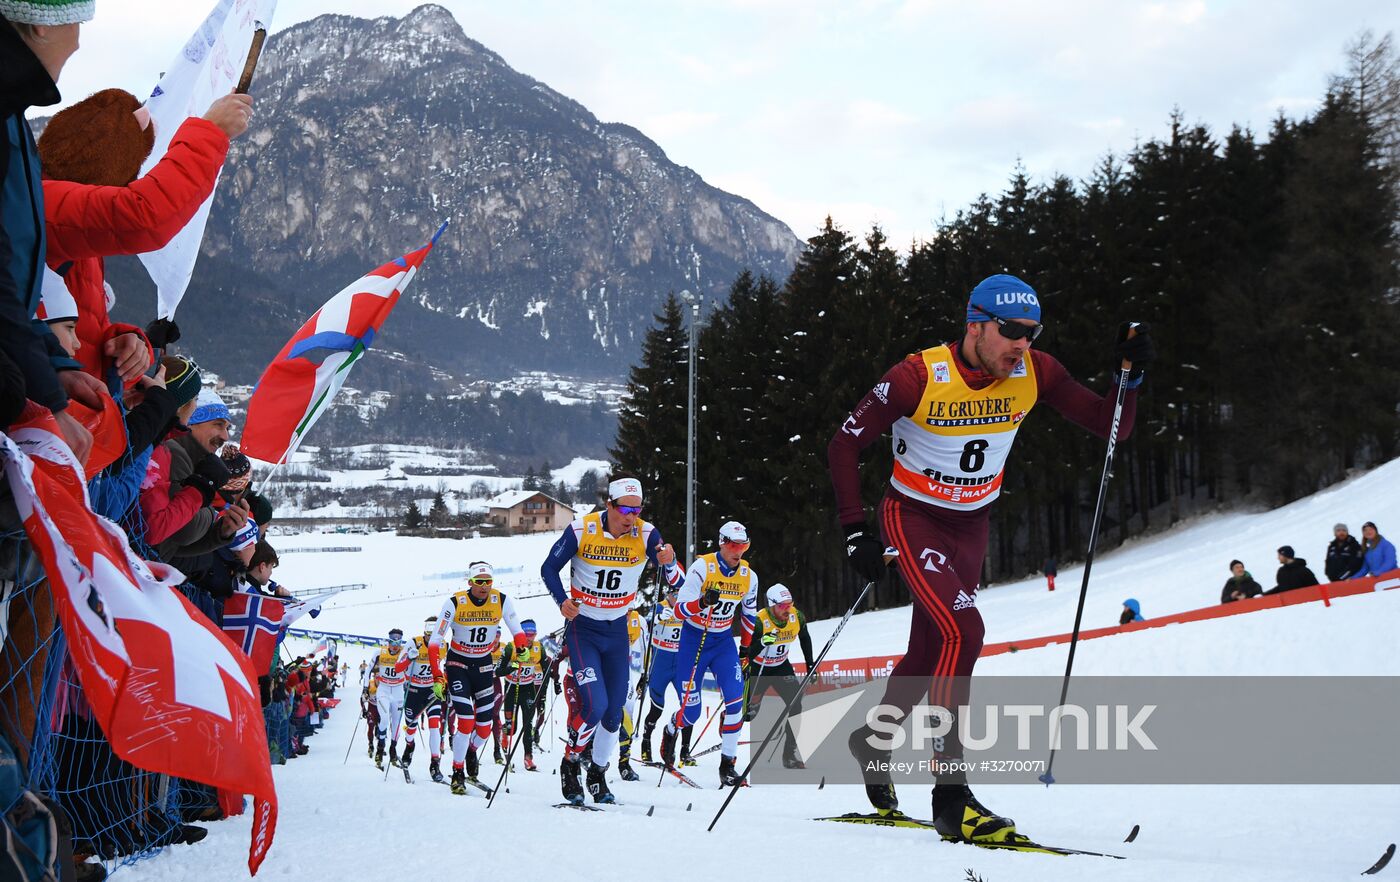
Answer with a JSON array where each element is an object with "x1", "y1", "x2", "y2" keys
[
  {"x1": 660, "y1": 521, "x2": 759, "y2": 788},
  {"x1": 540, "y1": 478, "x2": 684, "y2": 806}
]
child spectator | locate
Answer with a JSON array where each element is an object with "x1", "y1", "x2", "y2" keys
[
  {"x1": 1221, "y1": 560, "x2": 1262, "y2": 603},
  {"x1": 1120, "y1": 598, "x2": 1144, "y2": 625}
]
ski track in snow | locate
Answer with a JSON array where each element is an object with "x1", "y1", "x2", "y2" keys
[{"x1": 120, "y1": 459, "x2": 1400, "y2": 879}]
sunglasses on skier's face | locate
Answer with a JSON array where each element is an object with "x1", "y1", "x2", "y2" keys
[
  {"x1": 975, "y1": 306, "x2": 1043, "y2": 342},
  {"x1": 469, "y1": 577, "x2": 493, "y2": 587},
  {"x1": 611, "y1": 503, "x2": 642, "y2": 516},
  {"x1": 720, "y1": 537, "x2": 750, "y2": 553}
]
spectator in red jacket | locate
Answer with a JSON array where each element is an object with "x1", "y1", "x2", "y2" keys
[{"x1": 38, "y1": 87, "x2": 253, "y2": 383}]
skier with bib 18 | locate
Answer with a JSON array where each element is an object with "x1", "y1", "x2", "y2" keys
[{"x1": 828, "y1": 274, "x2": 1152, "y2": 843}]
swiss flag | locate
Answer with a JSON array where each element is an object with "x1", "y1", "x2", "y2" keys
[{"x1": 0, "y1": 407, "x2": 277, "y2": 875}]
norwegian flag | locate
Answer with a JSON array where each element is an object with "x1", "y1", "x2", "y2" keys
[
  {"x1": 240, "y1": 223, "x2": 447, "y2": 465},
  {"x1": 222, "y1": 590, "x2": 285, "y2": 676},
  {"x1": 0, "y1": 408, "x2": 277, "y2": 875}
]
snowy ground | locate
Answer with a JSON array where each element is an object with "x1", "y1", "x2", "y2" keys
[{"x1": 119, "y1": 459, "x2": 1400, "y2": 880}]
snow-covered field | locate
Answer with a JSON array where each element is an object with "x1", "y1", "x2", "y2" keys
[{"x1": 121, "y1": 459, "x2": 1400, "y2": 881}]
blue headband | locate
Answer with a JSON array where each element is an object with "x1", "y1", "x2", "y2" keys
[{"x1": 189, "y1": 400, "x2": 231, "y2": 426}]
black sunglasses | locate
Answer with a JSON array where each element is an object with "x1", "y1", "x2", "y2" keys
[{"x1": 975, "y1": 306, "x2": 1043, "y2": 342}]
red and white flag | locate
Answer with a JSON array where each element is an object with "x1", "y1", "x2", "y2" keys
[{"x1": 0, "y1": 408, "x2": 278, "y2": 875}]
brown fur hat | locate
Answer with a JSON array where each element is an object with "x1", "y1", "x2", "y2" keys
[{"x1": 37, "y1": 88, "x2": 155, "y2": 186}]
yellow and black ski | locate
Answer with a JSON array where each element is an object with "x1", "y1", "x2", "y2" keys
[{"x1": 814, "y1": 812, "x2": 1126, "y2": 859}]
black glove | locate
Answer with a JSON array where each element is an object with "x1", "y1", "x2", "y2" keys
[
  {"x1": 553, "y1": 680, "x2": 562, "y2": 695},
  {"x1": 180, "y1": 472, "x2": 218, "y2": 506},
  {"x1": 700, "y1": 587, "x2": 722, "y2": 608},
  {"x1": 844, "y1": 523, "x2": 886, "y2": 582},
  {"x1": 193, "y1": 451, "x2": 233, "y2": 488},
  {"x1": 1115, "y1": 322, "x2": 1154, "y2": 383},
  {"x1": 183, "y1": 453, "x2": 233, "y2": 506},
  {"x1": 634, "y1": 675, "x2": 647, "y2": 700},
  {"x1": 145, "y1": 318, "x2": 181, "y2": 350}
]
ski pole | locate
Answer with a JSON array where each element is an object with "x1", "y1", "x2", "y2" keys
[
  {"x1": 341, "y1": 710, "x2": 362, "y2": 764},
  {"x1": 487, "y1": 650, "x2": 561, "y2": 807},
  {"x1": 692, "y1": 702, "x2": 721, "y2": 746},
  {"x1": 1040, "y1": 341, "x2": 1136, "y2": 787},
  {"x1": 631, "y1": 593, "x2": 662, "y2": 757},
  {"x1": 658, "y1": 605, "x2": 713, "y2": 786},
  {"x1": 707, "y1": 574, "x2": 882, "y2": 832}
]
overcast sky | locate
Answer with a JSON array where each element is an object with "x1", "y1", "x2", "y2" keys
[{"x1": 47, "y1": 1, "x2": 1400, "y2": 247}]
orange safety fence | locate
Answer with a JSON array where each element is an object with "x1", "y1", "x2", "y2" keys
[{"x1": 794, "y1": 569, "x2": 1400, "y2": 692}]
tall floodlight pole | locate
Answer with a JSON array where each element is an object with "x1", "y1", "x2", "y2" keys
[{"x1": 681, "y1": 290, "x2": 699, "y2": 562}]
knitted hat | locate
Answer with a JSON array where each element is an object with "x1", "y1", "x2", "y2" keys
[
  {"x1": 37, "y1": 88, "x2": 154, "y2": 187},
  {"x1": 1334, "y1": 523, "x2": 1348, "y2": 533},
  {"x1": 226, "y1": 517, "x2": 259, "y2": 553},
  {"x1": 38, "y1": 266, "x2": 77, "y2": 323},
  {"x1": 967, "y1": 274, "x2": 1041, "y2": 323},
  {"x1": 1277, "y1": 545, "x2": 1295, "y2": 559},
  {"x1": 0, "y1": 0, "x2": 96, "y2": 25},
  {"x1": 220, "y1": 445, "x2": 251, "y2": 478},
  {"x1": 189, "y1": 387, "x2": 230, "y2": 425},
  {"x1": 161, "y1": 356, "x2": 202, "y2": 408}
]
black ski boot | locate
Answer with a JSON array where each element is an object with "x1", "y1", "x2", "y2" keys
[
  {"x1": 449, "y1": 767, "x2": 467, "y2": 795},
  {"x1": 560, "y1": 755, "x2": 585, "y2": 806},
  {"x1": 659, "y1": 726, "x2": 677, "y2": 768},
  {"x1": 465, "y1": 746, "x2": 480, "y2": 780},
  {"x1": 374, "y1": 739, "x2": 385, "y2": 770},
  {"x1": 586, "y1": 761, "x2": 616, "y2": 804},
  {"x1": 400, "y1": 743, "x2": 414, "y2": 768},
  {"x1": 719, "y1": 754, "x2": 744, "y2": 787},
  {"x1": 847, "y1": 725, "x2": 898, "y2": 812},
  {"x1": 388, "y1": 742, "x2": 399, "y2": 767},
  {"x1": 640, "y1": 725, "x2": 654, "y2": 763},
  {"x1": 782, "y1": 737, "x2": 806, "y2": 770},
  {"x1": 932, "y1": 783, "x2": 1016, "y2": 843},
  {"x1": 428, "y1": 757, "x2": 443, "y2": 783},
  {"x1": 617, "y1": 756, "x2": 639, "y2": 782}
]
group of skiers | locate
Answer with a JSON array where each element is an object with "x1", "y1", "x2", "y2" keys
[
  {"x1": 354, "y1": 273, "x2": 1157, "y2": 848},
  {"x1": 358, "y1": 475, "x2": 819, "y2": 805}
]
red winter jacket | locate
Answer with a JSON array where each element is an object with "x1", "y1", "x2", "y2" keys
[
  {"x1": 42, "y1": 117, "x2": 229, "y2": 379},
  {"x1": 138, "y1": 430, "x2": 206, "y2": 546}
]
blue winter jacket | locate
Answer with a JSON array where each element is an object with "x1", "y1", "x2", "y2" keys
[
  {"x1": 1352, "y1": 537, "x2": 1398, "y2": 579},
  {"x1": 0, "y1": 19, "x2": 68, "y2": 413}
]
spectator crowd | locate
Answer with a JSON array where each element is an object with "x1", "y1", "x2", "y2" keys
[
  {"x1": 1, "y1": 6, "x2": 342, "y2": 879},
  {"x1": 1220, "y1": 522, "x2": 1397, "y2": 604}
]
